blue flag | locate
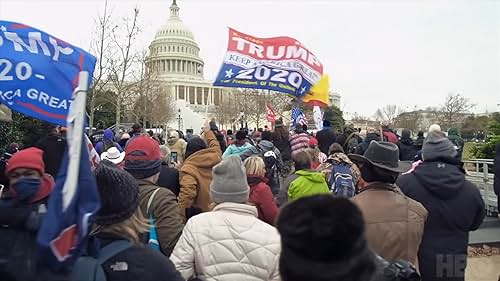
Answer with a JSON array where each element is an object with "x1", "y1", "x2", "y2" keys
[
  {"x1": 291, "y1": 106, "x2": 306, "y2": 127},
  {"x1": 37, "y1": 131, "x2": 100, "y2": 270},
  {"x1": 0, "y1": 20, "x2": 96, "y2": 126}
]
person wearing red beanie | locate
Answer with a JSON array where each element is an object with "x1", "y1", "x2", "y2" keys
[
  {"x1": 0, "y1": 147, "x2": 58, "y2": 280},
  {"x1": 4, "y1": 147, "x2": 55, "y2": 203}
]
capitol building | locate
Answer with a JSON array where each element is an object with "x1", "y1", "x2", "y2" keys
[{"x1": 146, "y1": 0, "x2": 229, "y2": 131}]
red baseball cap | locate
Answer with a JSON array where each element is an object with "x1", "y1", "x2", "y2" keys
[
  {"x1": 308, "y1": 137, "x2": 319, "y2": 147},
  {"x1": 124, "y1": 136, "x2": 162, "y2": 161}
]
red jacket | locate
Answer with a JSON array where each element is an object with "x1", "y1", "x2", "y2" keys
[{"x1": 246, "y1": 175, "x2": 279, "y2": 225}]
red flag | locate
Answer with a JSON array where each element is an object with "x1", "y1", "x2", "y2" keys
[{"x1": 266, "y1": 103, "x2": 276, "y2": 122}]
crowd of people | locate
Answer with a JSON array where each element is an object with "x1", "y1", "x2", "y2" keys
[{"x1": 0, "y1": 117, "x2": 492, "y2": 281}]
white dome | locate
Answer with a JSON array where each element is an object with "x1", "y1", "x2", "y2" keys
[
  {"x1": 155, "y1": 20, "x2": 195, "y2": 41},
  {"x1": 148, "y1": 0, "x2": 204, "y2": 79}
]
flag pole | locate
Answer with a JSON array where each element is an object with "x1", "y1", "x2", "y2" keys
[{"x1": 62, "y1": 71, "x2": 89, "y2": 211}]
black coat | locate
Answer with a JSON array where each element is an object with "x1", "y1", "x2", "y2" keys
[
  {"x1": 91, "y1": 235, "x2": 183, "y2": 281},
  {"x1": 397, "y1": 138, "x2": 418, "y2": 161},
  {"x1": 35, "y1": 134, "x2": 66, "y2": 178},
  {"x1": 354, "y1": 133, "x2": 379, "y2": 155},
  {"x1": 315, "y1": 128, "x2": 337, "y2": 155},
  {"x1": 397, "y1": 161, "x2": 485, "y2": 281},
  {"x1": 157, "y1": 164, "x2": 180, "y2": 198},
  {"x1": 272, "y1": 134, "x2": 291, "y2": 162}
]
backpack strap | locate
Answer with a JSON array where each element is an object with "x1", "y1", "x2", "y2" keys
[
  {"x1": 97, "y1": 240, "x2": 133, "y2": 264},
  {"x1": 147, "y1": 188, "x2": 161, "y2": 216}
]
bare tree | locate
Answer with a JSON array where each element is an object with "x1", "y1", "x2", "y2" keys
[
  {"x1": 394, "y1": 109, "x2": 421, "y2": 132},
  {"x1": 130, "y1": 52, "x2": 176, "y2": 128},
  {"x1": 88, "y1": 0, "x2": 113, "y2": 133},
  {"x1": 109, "y1": 7, "x2": 141, "y2": 130},
  {"x1": 375, "y1": 104, "x2": 402, "y2": 125},
  {"x1": 435, "y1": 93, "x2": 475, "y2": 130}
]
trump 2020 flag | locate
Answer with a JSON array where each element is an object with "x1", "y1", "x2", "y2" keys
[
  {"x1": 37, "y1": 72, "x2": 100, "y2": 271},
  {"x1": 0, "y1": 20, "x2": 96, "y2": 126},
  {"x1": 214, "y1": 28, "x2": 323, "y2": 97}
]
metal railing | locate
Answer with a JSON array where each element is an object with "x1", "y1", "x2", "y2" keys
[{"x1": 463, "y1": 159, "x2": 497, "y2": 216}]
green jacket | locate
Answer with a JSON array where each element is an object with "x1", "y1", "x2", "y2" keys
[{"x1": 288, "y1": 170, "x2": 330, "y2": 201}]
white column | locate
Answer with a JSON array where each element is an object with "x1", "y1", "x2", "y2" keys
[
  {"x1": 194, "y1": 87, "x2": 198, "y2": 105},
  {"x1": 209, "y1": 88, "x2": 213, "y2": 105},
  {"x1": 201, "y1": 88, "x2": 205, "y2": 105},
  {"x1": 183, "y1": 86, "x2": 187, "y2": 101}
]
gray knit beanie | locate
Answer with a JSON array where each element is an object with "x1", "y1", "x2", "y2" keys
[
  {"x1": 210, "y1": 155, "x2": 250, "y2": 204},
  {"x1": 422, "y1": 131, "x2": 458, "y2": 162}
]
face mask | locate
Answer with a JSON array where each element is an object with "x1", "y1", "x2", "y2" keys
[{"x1": 13, "y1": 178, "x2": 41, "y2": 202}]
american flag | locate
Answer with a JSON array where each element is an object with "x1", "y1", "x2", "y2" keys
[{"x1": 291, "y1": 106, "x2": 307, "y2": 126}]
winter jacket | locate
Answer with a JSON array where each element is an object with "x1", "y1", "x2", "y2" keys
[
  {"x1": 382, "y1": 129, "x2": 398, "y2": 144},
  {"x1": 397, "y1": 161, "x2": 485, "y2": 281},
  {"x1": 289, "y1": 132, "x2": 310, "y2": 158},
  {"x1": 95, "y1": 128, "x2": 123, "y2": 156},
  {"x1": 351, "y1": 183, "x2": 428, "y2": 270},
  {"x1": 397, "y1": 137, "x2": 418, "y2": 161},
  {"x1": 35, "y1": 133, "x2": 67, "y2": 178},
  {"x1": 168, "y1": 136, "x2": 187, "y2": 164},
  {"x1": 315, "y1": 128, "x2": 337, "y2": 155},
  {"x1": 137, "y1": 179, "x2": 184, "y2": 256},
  {"x1": 178, "y1": 130, "x2": 222, "y2": 219},
  {"x1": 355, "y1": 133, "x2": 380, "y2": 156},
  {"x1": 287, "y1": 169, "x2": 330, "y2": 201},
  {"x1": 447, "y1": 128, "x2": 465, "y2": 159},
  {"x1": 157, "y1": 164, "x2": 180, "y2": 198},
  {"x1": 170, "y1": 203, "x2": 281, "y2": 281},
  {"x1": 316, "y1": 152, "x2": 361, "y2": 188},
  {"x1": 222, "y1": 142, "x2": 253, "y2": 158},
  {"x1": 240, "y1": 140, "x2": 283, "y2": 195},
  {"x1": 272, "y1": 132, "x2": 292, "y2": 162},
  {"x1": 88, "y1": 234, "x2": 184, "y2": 281},
  {"x1": 247, "y1": 175, "x2": 279, "y2": 225}
]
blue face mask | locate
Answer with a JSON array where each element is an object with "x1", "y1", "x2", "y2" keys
[{"x1": 13, "y1": 178, "x2": 41, "y2": 202}]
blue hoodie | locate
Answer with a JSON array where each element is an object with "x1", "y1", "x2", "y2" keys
[{"x1": 95, "y1": 128, "x2": 123, "y2": 155}]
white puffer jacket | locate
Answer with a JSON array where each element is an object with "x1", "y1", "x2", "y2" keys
[{"x1": 170, "y1": 203, "x2": 281, "y2": 281}]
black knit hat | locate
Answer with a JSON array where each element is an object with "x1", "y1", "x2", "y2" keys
[
  {"x1": 185, "y1": 137, "x2": 207, "y2": 159},
  {"x1": 95, "y1": 161, "x2": 139, "y2": 226},
  {"x1": 277, "y1": 195, "x2": 376, "y2": 281}
]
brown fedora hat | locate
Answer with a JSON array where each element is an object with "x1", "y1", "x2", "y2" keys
[{"x1": 349, "y1": 141, "x2": 411, "y2": 173}]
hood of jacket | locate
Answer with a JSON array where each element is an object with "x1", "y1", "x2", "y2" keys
[
  {"x1": 257, "y1": 140, "x2": 275, "y2": 152},
  {"x1": 295, "y1": 169, "x2": 325, "y2": 183},
  {"x1": 413, "y1": 161, "x2": 465, "y2": 199},
  {"x1": 103, "y1": 128, "x2": 114, "y2": 142},
  {"x1": 247, "y1": 174, "x2": 268, "y2": 187},
  {"x1": 447, "y1": 128, "x2": 459, "y2": 136},
  {"x1": 364, "y1": 133, "x2": 380, "y2": 143},
  {"x1": 400, "y1": 137, "x2": 414, "y2": 145},
  {"x1": 183, "y1": 147, "x2": 221, "y2": 169}
]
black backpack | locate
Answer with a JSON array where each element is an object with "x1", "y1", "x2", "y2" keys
[{"x1": 257, "y1": 149, "x2": 278, "y2": 182}]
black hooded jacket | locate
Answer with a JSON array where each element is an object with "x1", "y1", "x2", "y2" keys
[
  {"x1": 354, "y1": 133, "x2": 379, "y2": 155},
  {"x1": 316, "y1": 128, "x2": 337, "y2": 155},
  {"x1": 397, "y1": 137, "x2": 418, "y2": 161},
  {"x1": 397, "y1": 161, "x2": 485, "y2": 281}
]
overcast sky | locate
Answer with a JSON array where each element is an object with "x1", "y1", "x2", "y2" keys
[{"x1": 1, "y1": 0, "x2": 499, "y2": 117}]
